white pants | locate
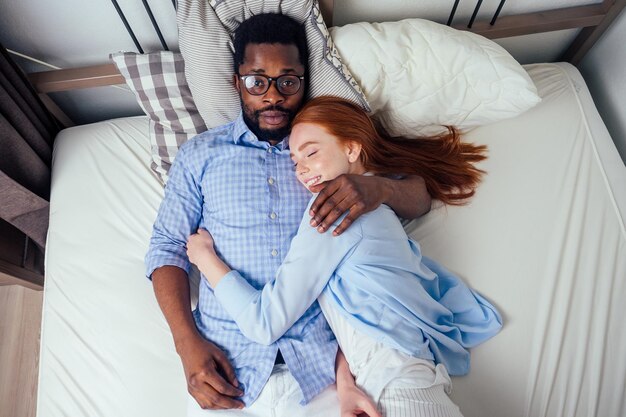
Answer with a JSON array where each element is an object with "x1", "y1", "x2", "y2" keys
[
  {"x1": 319, "y1": 294, "x2": 464, "y2": 417},
  {"x1": 378, "y1": 385, "x2": 463, "y2": 417},
  {"x1": 186, "y1": 364, "x2": 340, "y2": 417},
  {"x1": 188, "y1": 301, "x2": 464, "y2": 417}
]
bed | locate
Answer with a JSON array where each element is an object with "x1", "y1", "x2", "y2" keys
[
  {"x1": 35, "y1": 2, "x2": 626, "y2": 417},
  {"x1": 38, "y1": 61, "x2": 626, "y2": 417}
]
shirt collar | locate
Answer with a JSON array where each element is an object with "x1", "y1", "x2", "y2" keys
[{"x1": 232, "y1": 112, "x2": 290, "y2": 151}]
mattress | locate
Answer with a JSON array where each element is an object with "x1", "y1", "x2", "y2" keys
[{"x1": 39, "y1": 63, "x2": 626, "y2": 417}]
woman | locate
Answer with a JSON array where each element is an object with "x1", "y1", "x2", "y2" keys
[{"x1": 187, "y1": 96, "x2": 502, "y2": 417}]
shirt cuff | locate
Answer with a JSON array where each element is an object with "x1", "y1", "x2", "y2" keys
[
  {"x1": 145, "y1": 256, "x2": 191, "y2": 280},
  {"x1": 145, "y1": 242, "x2": 192, "y2": 279},
  {"x1": 213, "y1": 270, "x2": 258, "y2": 319}
]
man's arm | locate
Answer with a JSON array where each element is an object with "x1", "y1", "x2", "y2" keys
[
  {"x1": 309, "y1": 175, "x2": 431, "y2": 236},
  {"x1": 152, "y1": 266, "x2": 244, "y2": 410},
  {"x1": 146, "y1": 144, "x2": 242, "y2": 409}
]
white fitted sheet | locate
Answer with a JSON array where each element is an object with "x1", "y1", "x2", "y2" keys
[{"x1": 39, "y1": 63, "x2": 626, "y2": 417}]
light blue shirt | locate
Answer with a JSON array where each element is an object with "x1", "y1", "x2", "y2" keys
[
  {"x1": 214, "y1": 197, "x2": 503, "y2": 376},
  {"x1": 145, "y1": 115, "x2": 337, "y2": 406}
]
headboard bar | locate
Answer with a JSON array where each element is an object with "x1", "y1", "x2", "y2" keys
[
  {"x1": 468, "y1": 0, "x2": 485, "y2": 29},
  {"x1": 109, "y1": 0, "x2": 144, "y2": 54},
  {"x1": 29, "y1": 63, "x2": 125, "y2": 93},
  {"x1": 452, "y1": 4, "x2": 605, "y2": 39},
  {"x1": 27, "y1": 2, "x2": 624, "y2": 95},
  {"x1": 142, "y1": 0, "x2": 170, "y2": 51},
  {"x1": 447, "y1": 0, "x2": 461, "y2": 26},
  {"x1": 490, "y1": 0, "x2": 508, "y2": 26}
]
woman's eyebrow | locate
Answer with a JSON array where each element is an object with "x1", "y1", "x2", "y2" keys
[
  {"x1": 297, "y1": 141, "x2": 317, "y2": 152},
  {"x1": 290, "y1": 141, "x2": 318, "y2": 158}
]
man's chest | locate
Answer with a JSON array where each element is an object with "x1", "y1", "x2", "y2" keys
[
  {"x1": 195, "y1": 146, "x2": 311, "y2": 280},
  {"x1": 198, "y1": 147, "x2": 311, "y2": 227}
]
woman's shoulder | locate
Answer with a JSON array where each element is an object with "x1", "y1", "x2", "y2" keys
[{"x1": 359, "y1": 204, "x2": 407, "y2": 239}]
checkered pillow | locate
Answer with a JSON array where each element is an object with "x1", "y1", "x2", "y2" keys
[
  {"x1": 110, "y1": 51, "x2": 207, "y2": 183},
  {"x1": 177, "y1": 0, "x2": 370, "y2": 129}
]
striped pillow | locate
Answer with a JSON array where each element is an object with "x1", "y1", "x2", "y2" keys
[
  {"x1": 111, "y1": 51, "x2": 207, "y2": 183},
  {"x1": 177, "y1": 0, "x2": 369, "y2": 129}
]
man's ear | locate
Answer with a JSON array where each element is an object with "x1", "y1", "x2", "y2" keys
[
  {"x1": 233, "y1": 74, "x2": 240, "y2": 92},
  {"x1": 346, "y1": 141, "x2": 362, "y2": 163}
]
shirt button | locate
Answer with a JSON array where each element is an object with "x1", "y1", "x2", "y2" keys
[
  {"x1": 268, "y1": 177, "x2": 275, "y2": 185},
  {"x1": 271, "y1": 249, "x2": 278, "y2": 257},
  {"x1": 269, "y1": 212, "x2": 277, "y2": 220},
  {"x1": 267, "y1": 147, "x2": 273, "y2": 153}
]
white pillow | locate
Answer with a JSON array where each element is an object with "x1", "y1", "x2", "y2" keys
[{"x1": 330, "y1": 18, "x2": 541, "y2": 136}]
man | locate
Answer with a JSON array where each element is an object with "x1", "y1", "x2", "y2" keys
[{"x1": 145, "y1": 13, "x2": 431, "y2": 416}]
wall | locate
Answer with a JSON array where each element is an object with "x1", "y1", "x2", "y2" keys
[
  {"x1": 579, "y1": 8, "x2": 626, "y2": 164},
  {"x1": 0, "y1": 0, "x2": 177, "y2": 124}
]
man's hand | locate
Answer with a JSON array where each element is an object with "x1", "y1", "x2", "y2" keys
[
  {"x1": 152, "y1": 267, "x2": 242, "y2": 409},
  {"x1": 176, "y1": 334, "x2": 244, "y2": 410},
  {"x1": 309, "y1": 174, "x2": 390, "y2": 236},
  {"x1": 309, "y1": 174, "x2": 431, "y2": 235}
]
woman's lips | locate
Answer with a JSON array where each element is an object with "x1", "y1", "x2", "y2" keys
[
  {"x1": 260, "y1": 111, "x2": 287, "y2": 126},
  {"x1": 304, "y1": 175, "x2": 322, "y2": 187}
]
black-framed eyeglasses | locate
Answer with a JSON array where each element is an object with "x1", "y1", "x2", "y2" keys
[{"x1": 239, "y1": 74, "x2": 305, "y2": 96}]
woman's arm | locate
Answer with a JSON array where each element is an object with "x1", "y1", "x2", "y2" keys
[{"x1": 187, "y1": 215, "x2": 362, "y2": 345}]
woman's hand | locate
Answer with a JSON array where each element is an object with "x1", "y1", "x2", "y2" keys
[
  {"x1": 338, "y1": 384, "x2": 381, "y2": 417},
  {"x1": 187, "y1": 229, "x2": 231, "y2": 287},
  {"x1": 187, "y1": 228, "x2": 217, "y2": 265},
  {"x1": 335, "y1": 349, "x2": 381, "y2": 417}
]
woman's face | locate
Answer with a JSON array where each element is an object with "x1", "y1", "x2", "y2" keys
[{"x1": 289, "y1": 122, "x2": 364, "y2": 190}]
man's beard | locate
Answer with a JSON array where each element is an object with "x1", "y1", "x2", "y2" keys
[{"x1": 241, "y1": 102, "x2": 296, "y2": 143}]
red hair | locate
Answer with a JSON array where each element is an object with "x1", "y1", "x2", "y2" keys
[{"x1": 292, "y1": 96, "x2": 487, "y2": 205}]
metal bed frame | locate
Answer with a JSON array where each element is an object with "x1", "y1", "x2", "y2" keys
[{"x1": 26, "y1": 0, "x2": 626, "y2": 125}]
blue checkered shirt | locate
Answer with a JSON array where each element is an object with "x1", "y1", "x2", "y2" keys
[{"x1": 145, "y1": 114, "x2": 338, "y2": 406}]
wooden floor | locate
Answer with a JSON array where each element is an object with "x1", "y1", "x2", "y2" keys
[{"x1": 0, "y1": 284, "x2": 43, "y2": 417}]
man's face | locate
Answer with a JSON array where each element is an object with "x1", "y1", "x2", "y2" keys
[{"x1": 235, "y1": 43, "x2": 306, "y2": 143}]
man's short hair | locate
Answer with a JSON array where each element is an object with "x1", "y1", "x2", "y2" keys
[{"x1": 233, "y1": 13, "x2": 308, "y2": 74}]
